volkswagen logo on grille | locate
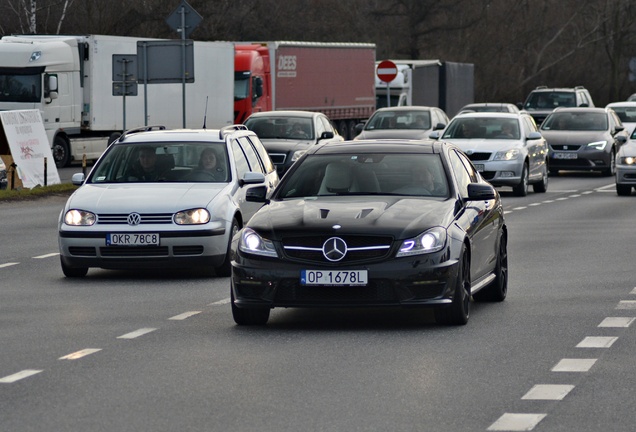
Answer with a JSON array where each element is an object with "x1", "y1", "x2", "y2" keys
[
  {"x1": 127, "y1": 213, "x2": 141, "y2": 226},
  {"x1": 322, "y1": 237, "x2": 347, "y2": 262}
]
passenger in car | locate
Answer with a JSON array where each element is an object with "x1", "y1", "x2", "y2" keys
[
  {"x1": 126, "y1": 146, "x2": 173, "y2": 181},
  {"x1": 185, "y1": 148, "x2": 225, "y2": 181}
]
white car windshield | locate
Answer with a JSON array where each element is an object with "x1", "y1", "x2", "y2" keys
[{"x1": 88, "y1": 142, "x2": 230, "y2": 183}]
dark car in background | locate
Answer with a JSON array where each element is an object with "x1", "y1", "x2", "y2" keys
[
  {"x1": 540, "y1": 107, "x2": 628, "y2": 176},
  {"x1": 353, "y1": 106, "x2": 449, "y2": 140},
  {"x1": 244, "y1": 110, "x2": 344, "y2": 176},
  {"x1": 230, "y1": 139, "x2": 508, "y2": 326},
  {"x1": 521, "y1": 86, "x2": 594, "y2": 125}
]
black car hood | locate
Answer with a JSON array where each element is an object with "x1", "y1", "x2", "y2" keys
[
  {"x1": 541, "y1": 130, "x2": 609, "y2": 145},
  {"x1": 247, "y1": 196, "x2": 457, "y2": 240}
]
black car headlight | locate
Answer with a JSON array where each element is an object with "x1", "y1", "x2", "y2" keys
[
  {"x1": 397, "y1": 227, "x2": 447, "y2": 257},
  {"x1": 64, "y1": 209, "x2": 96, "y2": 226},
  {"x1": 239, "y1": 228, "x2": 278, "y2": 257},
  {"x1": 174, "y1": 208, "x2": 210, "y2": 225},
  {"x1": 587, "y1": 140, "x2": 607, "y2": 150}
]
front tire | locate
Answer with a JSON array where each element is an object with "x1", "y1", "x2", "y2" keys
[
  {"x1": 474, "y1": 233, "x2": 508, "y2": 302},
  {"x1": 52, "y1": 135, "x2": 71, "y2": 168},
  {"x1": 61, "y1": 258, "x2": 88, "y2": 278},
  {"x1": 512, "y1": 163, "x2": 529, "y2": 196},
  {"x1": 435, "y1": 246, "x2": 470, "y2": 325},
  {"x1": 215, "y1": 218, "x2": 239, "y2": 277},
  {"x1": 616, "y1": 183, "x2": 632, "y2": 196},
  {"x1": 231, "y1": 289, "x2": 270, "y2": 325},
  {"x1": 602, "y1": 149, "x2": 616, "y2": 177},
  {"x1": 532, "y1": 164, "x2": 548, "y2": 193}
]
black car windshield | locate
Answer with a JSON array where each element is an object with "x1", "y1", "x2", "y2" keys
[
  {"x1": 88, "y1": 142, "x2": 230, "y2": 183},
  {"x1": 245, "y1": 117, "x2": 314, "y2": 140},
  {"x1": 278, "y1": 153, "x2": 449, "y2": 198},
  {"x1": 442, "y1": 117, "x2": 520, "y2": 140},
  {"x1": 365, "y1": 110, "x2": 431, "y2": 130},
  {"x1": 541, "y1": 112, "x2": 608, "y2": 131}
]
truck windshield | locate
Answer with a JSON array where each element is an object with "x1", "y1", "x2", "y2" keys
[
  {"x1": 0, "y1": 68, "x2": 42, "y2": 103},
  {"x1": 234, "y1": 72, "x2": 250, "y2": 101}
]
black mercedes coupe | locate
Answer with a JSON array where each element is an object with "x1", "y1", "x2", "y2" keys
[{"x1": 230, "y1": 139, "x2": 508, "y2": 326}]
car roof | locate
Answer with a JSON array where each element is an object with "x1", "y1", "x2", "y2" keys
[
  {"x1": 246, "y1": 110, "x2": 320, "y2": 119},
  {"x1": 452, "y1": 112, "x2": 522, "y2": 119},
  {"x1": 116, "y1": 126, "x2": 253, "y2": 144},
  {"x1": 606, "y1": 101, "x2": 636, "y2": 108},
  {"x1": 373, "y1": 106, "x2": 436, "y2": 113},
  {"x1": 309, "y1": 139, "x2": 443, "y2": 156},
  {"x1": 551, "y1": 107, "x2": 607, "y2": 114},
  {"x1": 530, "y1": 87, "x2": 588, "y2": 92}
]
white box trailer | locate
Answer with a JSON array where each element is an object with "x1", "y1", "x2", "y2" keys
[{"x1": 0, "y1": 35, "x2": 234, "y2": 167}]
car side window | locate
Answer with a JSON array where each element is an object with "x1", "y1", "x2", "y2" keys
[
  {"x1": 448, "y1": 149, "x2": 474, "y2": 197},
  {"x1": 237, "y1": 137, "x2": 265, "y2": 174},
  {"x1": 247, "y1": 135, "x2": 275, "y2": 174},
  {"x1": 316, "y1": 116, "x2": 328, "y2": 138},
  {"x1": 231, "y1": 140, "x2": 251, "y2": 178}
]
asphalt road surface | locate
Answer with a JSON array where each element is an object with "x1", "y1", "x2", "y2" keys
[{"x1": 1, "y1": 173, "x2": 636, "y2": 432}]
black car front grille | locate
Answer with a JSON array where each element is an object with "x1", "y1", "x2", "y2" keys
[
  {"x1": 173, "y1": 245, "x2": 204, "y2": 255},
  {"x1": 97, "y1": 213, "x2": 174, "y2": 225},
  {"x1": 466, "y1": 152, "x2": 491, "y2": 162},
  {"x1": 282, "y1": 235, "x2": 393, "y2": 264}
]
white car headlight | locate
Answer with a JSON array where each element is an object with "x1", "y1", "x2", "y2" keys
[
  {"x1": 174, "y1": 208, "x2": 210, "y2": 225},
  {"x1": 64, "y1": 209, "x2": 96, "y2": 226},
  {"x1": 291, "y1": 150, "x2": 306, "y2": 162},
  {"x1": 239, "y1": 228, "x2": 278, "y2": 257},
  {"x1": 396, "y1": 227, "x2": 447, "y2": 257},
  {"x1": 587, "y1": 141, "x2": 607, "y2": 150},
  {"x1": 619, "y1": 156, "x2": 636, "y2": 165},
  {"x1": 493, "y1": 149, "x2": 520, "y2": 161}
]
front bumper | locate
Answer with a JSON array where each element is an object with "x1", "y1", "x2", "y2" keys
[
  {"x1": 616, "y1": 163, "x2": 636, "y2": 185},
  {"x1": 473, "y1": 160, "x2": 524, "y2": 187},
  {"x1": 231, "y1": 252, "x2": 460, "y2": 309},
  {"x1": 549, "y1": 148, "x2": 611, "y2": 171},
  {"x1": 58, "y1": 227, "x2": 228, "y2": 270}
]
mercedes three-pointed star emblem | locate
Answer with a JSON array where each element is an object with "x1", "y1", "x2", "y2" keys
[{"x1": 322, "y1": 237, "x2": 347, "y2": 262}]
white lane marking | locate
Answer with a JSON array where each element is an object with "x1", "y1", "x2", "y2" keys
[
  {"x1": 630, "y1": 287, "x2": 636, "y2": 295},
  {"x1": 513, "y1": 207, "x2": 527, "y2": 211},
  {"x1": 542, "y1": 200, "x2": 555, "y2": 203},
  {"x1": 0, "y1": 369, "x2": 43, "y2": 383},
  {"x1": 582, "y1": 191, "x2": 594, "y2": 195},
  {"x1": 117, "y1": 328, "x2": 157, "y2": 339},
  {"x1": 576, "y1": 336, "x2": 618, "y2": 348},
  {"x1": 209, "y1": 298, "x2": 231, "y2": 306},
  {"x1": 596, "y1": 184, "x2": 616, "y2": 191},
  {"x1": 487, "y1": 413, "x2": 546, "y2": 431},
  {"x1": 59, "y1": 348, "x2": 102, "y2": 360},
  {"x1": 33, "y1": 253, "x2": 59, "y2": 259},
  {"x1": 169, "y1": 311, "x2": 202, "y2": 320},
  {"x1": 599, "y1": 317, "x2": 635, "y2": 327},
  {"x1": 552, "y1": 358, "x2": 597, "y2": 372},
  {"x1": 0, "y1": 262, "x2": 19, "y2": 268},
  {"x1": 616, "y1": 300, "x2": 636, "y2": 309},
  {"x1": 549, "y1": 189, "x2": 578, "y2": 193},
  {"x1": 529, "y1": 203, "x2": 542, "y2": 207},
  {"x1": 556, "y1": 197, "x2": 569, "y2": 201},
  {"x1": 521, "y1": 384, "x2": 574, "y2": 400}
]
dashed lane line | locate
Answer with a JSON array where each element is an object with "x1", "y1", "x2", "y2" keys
[
  {"x1": 0, "y1": 262, "x2": 19, "y2": 268},
  {"x1": 169, "y1": 311, "x2": 202, "y2": 320},
  {"x1": 487, "y1": 413, "x2": 547, "y2": 431},
  {"x1": 116, "y1": 328, "x2": 157, "y2": 339},
  {"x1": 598, "y1": 317, "x2": 635, "y2": 327},
  {"x1": 551, "y1": 358, "x2": 598, "y2": 373},
  {"x1": 33, "y1": 252, "x2": 59, "y2": 259},
  {"x1": 59, "y1": 348, "x2": 102, "y2": 360},
  {"x1": 521, "y1": 384, "x2": 574, "y2": 401},
  {"x1": 575, "y1": 336, "x2": 618, "y2": 348},
  {"x1": 0, "y1": 369, "x2": 42, "y2": 383}
]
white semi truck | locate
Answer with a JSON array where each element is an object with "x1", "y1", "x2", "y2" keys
[
  {"x1": 375, "y1": 60, "x2": 475, "y2": 118},
  {"x1": 0, "y1": 35, "x2": 234, "y2": 167}
]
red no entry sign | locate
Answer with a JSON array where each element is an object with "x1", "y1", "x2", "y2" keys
[{"x1": 377, "y1": 60, "x2": 398, "y2": 83}]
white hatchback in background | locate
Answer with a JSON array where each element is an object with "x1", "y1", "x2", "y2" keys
[
  {"x1": 430, "y1": 112, "x2": 549, "y2": 196},
  {"x1": 58, "y1": 125, "x2": 279, "y2": 278},
  {"x1": 606, "y1": 101, "x2": 636, "y2": 135}
]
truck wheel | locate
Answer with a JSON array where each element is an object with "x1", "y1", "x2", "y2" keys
[
  {"x1": 52, "y1": 135, "x2": 71, "y2": 168},
  {"x1": 337, "y1": 120, "x2": 349, "y2": 140}
]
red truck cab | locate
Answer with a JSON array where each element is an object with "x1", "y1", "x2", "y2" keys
[{"x1": 234, "y1": 45, "x2": 271, "y2": 124}]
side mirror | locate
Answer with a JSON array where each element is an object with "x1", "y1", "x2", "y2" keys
[
  {"x1": 355, "y1": 123, "x2": 364, "y2": 134},
  {"x1": 253, "y1": 76, "x2": 263, "y2": 99},
  {"x1": 527, "y1": 131, "x2": 542, "y2": 140},
  {"x1": 319, "y1": 131, "x2": 334, "y2": 141},
  {"x1": 434, "y1": 122, "x2": 446, "y2": 130},
  {"x1": 71, "y1": 172, "x2": 85, "y2": 186},
  {"x1": 466, "y1": 183, "x2": 496, "y2": 200},
  {"x1": 239, "y1": 171, "x2": 265, "y2": 187},
  {"x1": 429, "y1": 131, "x2": 441, "y2": 140},
  {"x1": 45, "y1": 74, "x2": 58, "y2": 101},
  {"x1": 246, "y1": 185, "x2": 268, "y2": 202},
  {"x1": 617, "y1": 135, "x2": 628, "y2": 145}
]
